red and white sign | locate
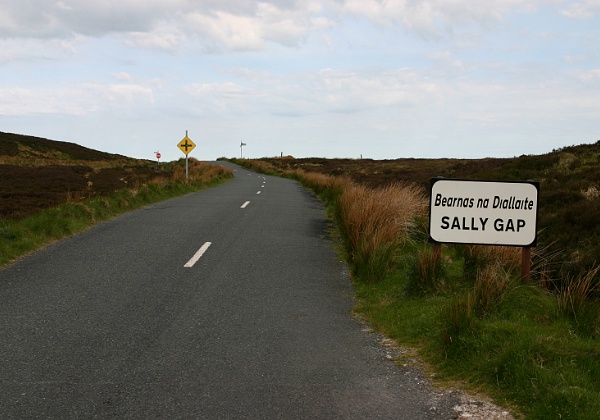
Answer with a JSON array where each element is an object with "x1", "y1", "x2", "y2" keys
[{"x1": 156, "y1": 152, "x2": 161, "y2": 159}]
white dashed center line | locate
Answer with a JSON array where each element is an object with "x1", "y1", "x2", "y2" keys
[
  {"x1": 241, "y1": 201, "x2": 250, "y2": 208},
  {"x1": 184, "y1": 242, "x2": 212, "y2": 268}
]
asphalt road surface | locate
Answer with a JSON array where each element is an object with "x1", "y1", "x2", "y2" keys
[{"x1": 0, "y1": 162, "x2": 463, "y2": 419}]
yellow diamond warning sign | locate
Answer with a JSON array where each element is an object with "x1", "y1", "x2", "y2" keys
[{"x1": 177, "y1": 136, "x2": 196, "y2": 155}]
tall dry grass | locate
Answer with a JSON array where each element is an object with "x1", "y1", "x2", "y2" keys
[
  {"x1": 337, "y1": 183, "x2": 427, "y2": 271},
  {"x1": 337, "y1": 184, "x2": 427, "y2": 281},
  {"x1": 298, "y1": 170, "x2": 352, "y2": 201},
  {"x1": 170, "y1": 159, "x2": 233, "y2": 184},
  {"x1": 297, "y1": 170, "x2": 428, "y2": 281},
  {"x1": 298, "y1": 171, "x2": 427, "y2": 282}
]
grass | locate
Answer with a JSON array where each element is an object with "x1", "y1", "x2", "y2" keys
[
  {"x1": 336, "y1": 182, "x2": 427, "y2": 282},
  {"x1": 229, "y1": 157, "x2": 600, "y2": 419},
  {"x1": 0, "y1": 159, "x2": 233, "y2": 267},
  {"x1": 556, "y1": 266, "x2": 600, "y2": 339}
]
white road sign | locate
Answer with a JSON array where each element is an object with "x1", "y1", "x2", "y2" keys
[{"x1": 429, "y1": 178, "x2": 539, "y2": 247}]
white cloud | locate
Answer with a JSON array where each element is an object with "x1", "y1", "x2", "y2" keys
[
  {"x1": 333, "y1": 0, "x2": 555, "y2": 38},
  {"x1": 105, "y1": 84, "x2": 154, "y2": 104},
  {"x1": 572, "y1": 67, "x2": 600, "y2": 82},
  {"x1": 0, "y1": 83, "x2": 154, "y2": 116},
  {"x1": 185, "y1": 81, "x2": 260, "y2": 114},
  {"x1": 0, "y1": 1, "x2": 335, "y2": 52},
  {"x1": 123, "y1": 24, "x2": 187, "y2": 51},
  {"x1": 0, "y1": 0, "x2": 555, "y2": 53},
  {"x1": 182, "y1": 67, "x2": 445, "y2": 119},
  {"x1": 561, "y1": 0, "x2": 600, "y2": 18},
  {"x1": 187, "y1": 11, "x2": 265, "y2": 51},
  {"x1": 0, "y1": 37, "x2": 86, "y2": 64},
  {"x1": 112, "y1": 72, "x2": 133, "y2": 82}
]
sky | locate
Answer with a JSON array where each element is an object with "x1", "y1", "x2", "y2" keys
[{"x1": 0, "y1": 1, "x2": 599, "y2": 162}]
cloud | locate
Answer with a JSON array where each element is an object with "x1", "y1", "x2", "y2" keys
[
  {"x1": 0, "y1": 0, "x2": 556, "y2": 53},
  {"x1": 182, "y1": 66, "x2": 445, "y2": 119},
  {"x1": 123, "y1": 25, "x2": 187, "y2": 51},
  {"x1": 186, "y1": 11, "x2": 266, "y2": 51},
  {"x1": 572, "y1": 67, "x2": 600, "y2": 82},
  {"x1": 0, "y1": 36, "x2": 86, "y2": 65},
  {"x1": 561, "y1": 0, "x2": 600, "y2": 18},
  {"x1": 186, "y1": 82, "x2": 257, "y2": 112},
  {"x1": 0, "y1": 82, "x2": 154, "y2": 116},
  {"x1": 333, "y1": 0, "x2": 557, "y2": 38},
  {"x1": 0, "y1": 1, "x2": 335, "y2": 52}
]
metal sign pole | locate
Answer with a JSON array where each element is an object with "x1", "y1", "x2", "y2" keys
[
  {"x1": 185, "y1": 130, "x2": 189, "y2": 181},
  {"x1": 240, "y1": 141, "x2": 246, "y2": 158}
]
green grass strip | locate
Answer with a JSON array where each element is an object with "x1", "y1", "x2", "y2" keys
[{"x1": 0, "y1": 175, "x2": 231, "y2": 267}]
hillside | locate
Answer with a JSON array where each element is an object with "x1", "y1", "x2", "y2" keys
[
  {"x1": 0, "y1": 131, "x2": 165, "y2": 219},
  {"x1": 0, "y1": 131, "x2": 136, "y2": 162}
]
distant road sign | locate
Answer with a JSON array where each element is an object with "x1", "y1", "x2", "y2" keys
[
  {"x1": 178, "y1": 136, "x2": 196, "y2": 156},
  {"x1": 156, "y1": 152, "x2": 161, "y2": 159}
]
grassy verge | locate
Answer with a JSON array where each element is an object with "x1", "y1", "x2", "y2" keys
[
  {"x1": 230, "y1": 158, "x2": 600, "y2": 419},
  {"x1": 0, "y1": 160, "x2": 233, "y2": 267}
]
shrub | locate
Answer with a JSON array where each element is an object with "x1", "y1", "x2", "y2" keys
[{"x1": 405, "y1": 245, "x2": 445, "y2": 296}]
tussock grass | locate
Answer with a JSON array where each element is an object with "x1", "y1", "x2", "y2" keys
[
  {"x1": 441, "y1": 293, "x2": 475, "y2": 354},
  {"x1": 405, "y1": 245, "x2": 445, "y2": 296},
  {"x1": 0, "y1": 160, "x2": 232, "y2": 266},
  {"x1": 458, "y1": 244, "x2": 521, "y2": 282},
  {"x1": 296, "y1": 170, "x2": 351, "y2": 202},
  {"x1": 556, "y1": 265, "x2": 600, "y2": 338},
  {"x1": 472, "y1": 263, "x2": 513, "y2": 317}
]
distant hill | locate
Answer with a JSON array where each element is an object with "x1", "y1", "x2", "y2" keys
[
  {"x1": 0, "y1": 132, "x2": 162, "y2": 219},
  {"x1": 0, "y1": 131, "x2": 134, "y2": 162}
]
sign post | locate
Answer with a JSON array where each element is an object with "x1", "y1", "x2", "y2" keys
[
  {"x1": 177, "y1": 131, "x2": 196, "y2": 181},
  {"x1": 240, "y1": 141, "x2": 247, "y2": 158},
  {"x1": 428, "y1": 178, "x2": 539, "y2": 283}
]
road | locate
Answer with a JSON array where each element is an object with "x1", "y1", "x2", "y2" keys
[{"x1": 0, "y1": 162, "x2": 462, "y2": 418}]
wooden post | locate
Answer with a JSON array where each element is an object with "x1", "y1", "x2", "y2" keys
[{"x1": 521, "y1": 247, "x2": 532, "y2": 283}]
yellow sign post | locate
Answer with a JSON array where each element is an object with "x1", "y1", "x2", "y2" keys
[{"x1": 177, "y1": 131, "x2": 196, "y2": 181}]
